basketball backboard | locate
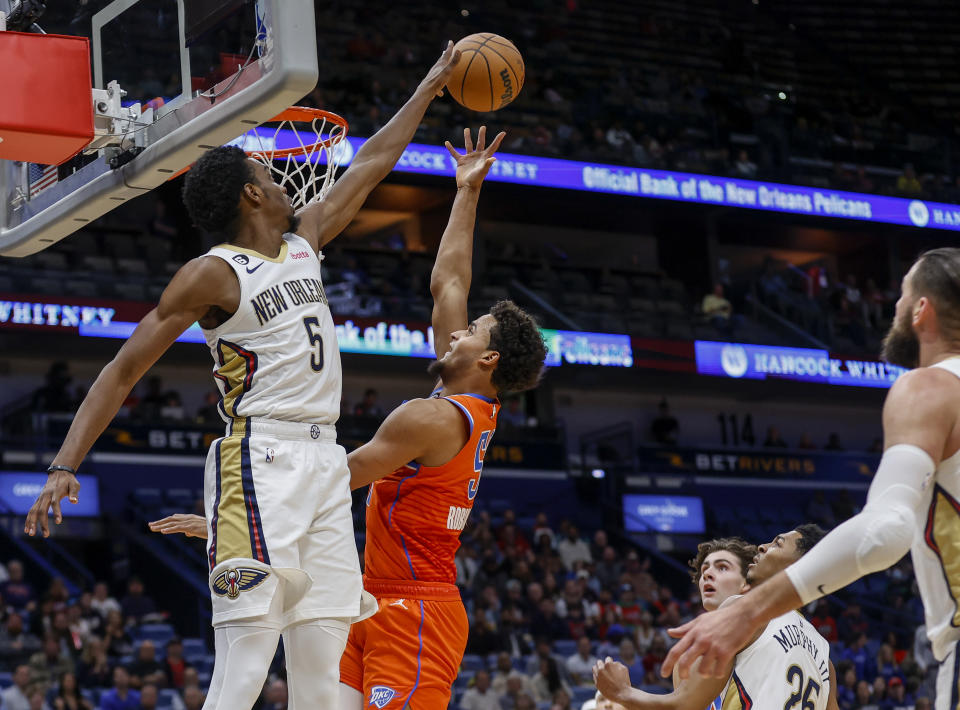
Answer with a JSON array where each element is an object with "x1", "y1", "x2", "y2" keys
[{"x1": 0, "y1": 0, "x2": 318, "y2": 257}]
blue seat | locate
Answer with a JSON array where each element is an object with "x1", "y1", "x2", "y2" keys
[
  {"x1": 159, "y1": 688, "x2": 180, "y2": 708},
  {"x1": 461, "y1": 654, "x2": 486, "y2": 671},
  {"x1": 134, "y1": 623, "x2": 176, "y2": 645},
  {"x1": 553, "y1": 639, "x2": 578, "y2": 657},
  {"x1": 454, "y1": 670, "x2": 475, "y2": 688},
  {"x1": 0, "y1": 672, "x2": 11, "y2": 689},
  {"x1": 182, "y1": 637, "x2": 206, "y2": 659},
  {"x1": 190, "y1": 655, "x2": 215, "y2": 674},
  {"x1": 572, "y1": 686, "x2": 596, "y2": 704}
]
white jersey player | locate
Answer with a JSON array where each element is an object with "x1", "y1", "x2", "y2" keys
[
  {"x1": 594, "y1": 526, "x2": 839, "y2": 710},
  {"x1": 662, "y1": 248, "x2": 960, "y2": 710},
  {"x1": 25, "y1": 42, "x2": 465, "y2": 710}
]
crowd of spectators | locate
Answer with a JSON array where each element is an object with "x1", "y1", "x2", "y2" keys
[
  {"x1": 0, "y1": 499, "x2": 938, "y2": 710},
  {"x1": 445, "y1": 508, "x2": 930, "y2": 709},
  {"x1": 0, "y1": 563, "x2": 213, "y2": 710}
]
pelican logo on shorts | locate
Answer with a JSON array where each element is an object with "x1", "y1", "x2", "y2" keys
[
  {"x1": 212, "y1": 567, "x2": 269, "y2": 599},
  {"x1": 232, "y1": 254, "x2": 250, "y2": 265},
  {"x1": 368, "y1": 686, "x2": 396, "y2": 708},
  {"x1": 310, "y1": 424, "x2": 321, "y2": 439}
]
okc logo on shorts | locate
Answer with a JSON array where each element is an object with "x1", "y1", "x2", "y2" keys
[
  {"x1": 212, "y1": 567, "x2": 269, "y2": 599},
  {"x1": 232, "y1": 253, "x2": 250, "y2": 265},
  {"x1": 310, "y1": 424, "x2": 321, "y2": 439},
  {"x1": 368, "y1": 686, "x2": 396, "y2": 708}
]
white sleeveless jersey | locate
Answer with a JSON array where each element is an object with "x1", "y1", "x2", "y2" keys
[
  {"x1": 200, "y1": 234, "x2": 341, "y2": 424},
  {"x1": 721, "y1": 610, "x2": 831, "y2": 710},
  {"x1": 912, "y1": 357, "x2": 960, "y2": 661}
]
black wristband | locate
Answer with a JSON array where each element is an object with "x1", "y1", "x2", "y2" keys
[{"x1": 46, "y1": 465, "x2": 77, "y2": 476}]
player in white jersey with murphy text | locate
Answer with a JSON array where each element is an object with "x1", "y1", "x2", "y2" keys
[
  {"x1": 595, "y1": 525, "x2": 839, "y2": 710},
  {"x1": 23, "y1": 42, "x2": 464, "y2": 710},
  {"x1": 662, "y1": 248, "x2": 960, "y2": 710}
]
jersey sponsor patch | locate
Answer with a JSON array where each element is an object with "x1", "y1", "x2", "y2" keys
[
  {"x1": 211, "y1": 567, "x2": 270, "y2": 599},
  {"x1": 368, "y1": 686, "x2": 396, "y2": 708}
]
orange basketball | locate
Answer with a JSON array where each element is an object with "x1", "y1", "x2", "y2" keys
[{"x1": 446, "y1": 33, "x2": 525, "y2": 112}]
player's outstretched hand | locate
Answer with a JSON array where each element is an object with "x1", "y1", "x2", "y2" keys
[
  {"x1": 149, "y1": 513, "x2": 208, "y2": 539},
  {"x1": 25, "y1": 470, "x2": 80, "y2": 537},
  {"x1": 593, "y1": 657, "x2": 631, "y2": 704},
  {"x1": 662, "y1": 599, "x2": 754, "y2": 679},
  {"x1": 419, "y1": 40, "x2": 461, "y2": 98},
  {"x1": 445, "y1": 126, "x2": 506, "y2": 190}
]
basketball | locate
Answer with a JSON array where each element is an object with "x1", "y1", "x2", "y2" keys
[{"x1": 446, "y1": 33, "x2": 525, "y2": 112}]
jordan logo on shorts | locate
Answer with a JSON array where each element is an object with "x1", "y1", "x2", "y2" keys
[
  {"x1": 369, "y1": 686, "x2": 396, "y2": 708},
  {"x1": 212, "y1": 567, "x2": 270, "y2": 599},
  {"x1": 389, "y1": 598, "x2": 407, "y2": 609}
]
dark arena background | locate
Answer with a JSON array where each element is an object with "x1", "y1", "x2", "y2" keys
[{"x1": 1, "y1": 1, "x2": 959, "y2": 709}]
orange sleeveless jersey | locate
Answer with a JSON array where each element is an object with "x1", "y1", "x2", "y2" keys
[{"x1": 363, "y1": 392, "x2": 498, "y2": 587}]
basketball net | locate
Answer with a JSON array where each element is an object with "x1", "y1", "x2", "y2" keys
[{"x1": 241, "y1": 107, "x2": 349, "y2": 210}]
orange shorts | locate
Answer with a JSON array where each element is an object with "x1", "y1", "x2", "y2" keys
[{"x1": 339, "y1": 580, "x2": 469, "y2": 710}]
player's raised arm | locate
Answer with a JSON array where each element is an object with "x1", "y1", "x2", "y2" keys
[
  {"x1": 430, "y1": 126, "x2": 505, "y2": 359},
  {"x1": 594, "y1": 656, "x2": 728, "y2": 710},
  {"x1": 24, "y1": 257, "x2": 238, "y2": 537},
  {"x1": 347, "y1": 398, "x2": 466, "y2": 490},
  {"x1": 295, "y1": 42, "x2": 461, "y2": 250}
]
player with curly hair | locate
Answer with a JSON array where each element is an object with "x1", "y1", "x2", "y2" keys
[
  {"x1": 26, "y1": 44, "x2": 464, "y2": 710},
  {"x1": 151, "y1": 126, "x2": 548, "y2": 709},
  {"x1": 595, "y1": 525, "x2": 840, "y2": 710}
]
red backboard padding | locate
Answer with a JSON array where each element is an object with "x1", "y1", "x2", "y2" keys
[{"x1": 0, "y1": 31, "x2": 94, "y2": 165}]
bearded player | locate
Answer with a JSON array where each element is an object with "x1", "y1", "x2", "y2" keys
[
  {"x1": 594, "y1": 537, "x2": 754, "y2": 710},
  {"x1": 151, "y1": 126, "x2": 548, "y2": 710},
  {"x1": 595, "y1": 525, "x2": 840, "y2": 710},
  {"x1": 663, "y1": 249, "x2": 960, "y2": 710}
]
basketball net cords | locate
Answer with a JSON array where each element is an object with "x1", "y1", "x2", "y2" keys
[{"x1": 246, "y1": 116, "x2": 347, "y2": 209}]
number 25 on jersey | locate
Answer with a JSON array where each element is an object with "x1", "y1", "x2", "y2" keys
[{"x1": 467, "y1": 430, "x2": 493, "y2": 501}]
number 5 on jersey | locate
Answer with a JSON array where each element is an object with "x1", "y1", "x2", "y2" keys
[
  {"x1": 468, "y1": 430, "x2": 493, "y2": 501},
  {"x1": 302, "y1": 316, "x2": 324, "y2": 372}
]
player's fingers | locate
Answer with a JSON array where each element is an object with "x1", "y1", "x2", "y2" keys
[
  {"x1": 52, "y1": 497, "x2": 63, "y2": 525},
  {"x1": 464, "y1": 127, "x2": 474, "y2": 153},
  {"x1": 672, "y1": 640, "x2": 706, "y2": 680},
  {"x1": 488, "y1": 131, "x2": 507, "y2": 154},
  {"x1": 661, "y1": 633, "x2": 691, "y2": 676},
  {"x1": 39, "y1": 500, "x2": 51, "y2": 538},
  {"x1": 477, "y1": 125, "x2": 487, "y2": 151},
  {"x1": 666, "y1": 619, "x2": 693, "y2": 638},
  {"x1": 699, "y1": 649, "x2": 721, "y2": 678},
  {"x1": 444, "y1": 141, "x2": 461, "y2": 160},
  {"x1": 450, "y1": 48, "x2": 461, "y2": 66},
  {"x1": 68, "y1": 479, "x2": 80, "y2": 504}
]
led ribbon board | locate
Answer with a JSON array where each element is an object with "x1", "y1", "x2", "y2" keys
[
  {"x1": 0, "y1": 472, "x2": 100, "y2": 516},
  {"x1": 228, "y1": 130, "x2": 960, "y2": 231},
  {"x1": 695, "y1": 340, "x2": 907, "y2": 388}
]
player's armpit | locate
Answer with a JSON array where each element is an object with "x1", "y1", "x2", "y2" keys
[{"x1": 347, "y1": 398, "x2": 463, "y2": 490}]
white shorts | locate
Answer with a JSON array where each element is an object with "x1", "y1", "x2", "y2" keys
[
  {"x1": 203, "y1": 417, "x2": 374, "y2": 628},
  {"x1": 935, "y1": 642, "x2": 960, "y2": 710}
]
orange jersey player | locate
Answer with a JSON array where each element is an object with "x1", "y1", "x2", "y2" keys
[
  {"x1": 338, "y1": 126, "x2": 547, "y2": 710},
  {"x1": 149, "y1": 127, "x2": 548, "y2": 710}
]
